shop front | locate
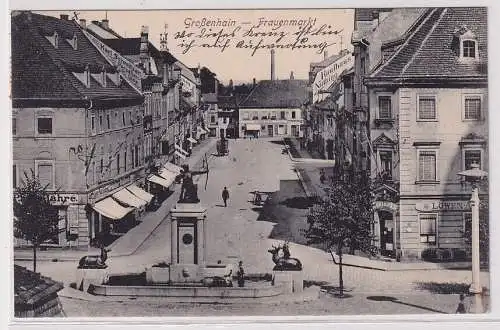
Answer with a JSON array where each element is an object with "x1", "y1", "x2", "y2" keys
[{"x1": 372, "y1": 184, "x2": 400, "y2": 259}]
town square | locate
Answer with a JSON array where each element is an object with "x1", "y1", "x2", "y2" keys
[{"x1": 9, "y1": 6, "x2": 491, "y2": 318}]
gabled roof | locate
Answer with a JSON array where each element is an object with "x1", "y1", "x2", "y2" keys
[
  {"x1": 373, "y1": 133, "x2": 396, "y2": 147},
  {"x1": 239, "y1": 79, "x2": 309, "y2": 108},
  {"x1": 11, "y1": 12, "x2": 142, "y2": 106},
  {"x1": 369, "y1": 7, "x2": 487, "y2": 81},
  {"x1": 14, "y1": 265, "x2": 63, "y2": 306},
  {"x1": 217, "y1": 95, "x2": 237, "y2": 109}
]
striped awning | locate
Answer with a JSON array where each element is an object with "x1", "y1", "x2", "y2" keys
[
  {"x1": 113, "y1": 188, "x2": 147, "y2": 208},
  {"x1": 92, "y1": 197, "x2": 134, "y2": 220},
  {"x1": 158, "y1": 168, "x2": 177, "y2": 185},
  {"x1": 163, "y1": 162, "x2": 183, "y2": 175},
  {"x1": 245, "y1": 124, "x2": 261, "y2": 131},
  {"x1": 126, "y1": 184, "x2": 153, "y2": 203},
  {"x1": 147, "y1": 174, "x2": 173, "y2": 188},
  {"x1": 188, "y1": 137, "x2": 197, "y2": 144}
]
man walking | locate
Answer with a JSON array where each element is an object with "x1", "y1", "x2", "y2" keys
[{"x1": 222, "y1": 186, "x2": 230, "y2": 207}]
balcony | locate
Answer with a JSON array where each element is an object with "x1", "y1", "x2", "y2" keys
[{"x1": 374, "y1": 117, "x2": 395, "y2": 128}]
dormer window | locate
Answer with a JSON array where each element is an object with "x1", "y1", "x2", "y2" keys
[
  {"x1": 66, "y1": 34, "x2": 78, "y2": 50},
  {"x1": 84, "y1": 65, "x2": 91, "y2": 87},
  {"x1": 454, "y1": 25, "x2": 479, "y2": 60},
  {"x1": 54, "y1": 32, "x2": 59, "y2": 48}
]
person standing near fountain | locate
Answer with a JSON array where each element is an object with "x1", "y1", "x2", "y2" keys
[{"x1": 236, "y1": 261, "x2": 245, "y2": 287}]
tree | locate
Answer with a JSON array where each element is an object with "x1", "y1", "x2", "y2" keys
[
  {"x1": 13, "y1": 170, "x2": 60, "y2": 273},
  {"x1": 303, "y1": 173, "x2": 377, "y2": 297}
]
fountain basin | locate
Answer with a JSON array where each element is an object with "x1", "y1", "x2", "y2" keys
[{"x1": 89, "y1": 283, "x2": 285, "y2": 299}]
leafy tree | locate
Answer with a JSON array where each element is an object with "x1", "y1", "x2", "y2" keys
[
  {"x1": 13, "y1": 170, "x2": 60, "y2": 272},
  {"x1": 303, "y1": 173, "x2": 377, "y2": 296}
]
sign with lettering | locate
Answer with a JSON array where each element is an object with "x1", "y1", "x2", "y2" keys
[
  {"x1": 47, "y1": 193, "x2": 82, "y2": 205},
  {"x1": 82, "y1": 30, "x2": 145, "y2": 92},
  {"x1": 415, "y1": 200, "x2": 488, "y2": 212},
  {"x1": 312, "y1": 51, "x2": 353, "y2": 103}
]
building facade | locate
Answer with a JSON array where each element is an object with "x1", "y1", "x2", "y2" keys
[
  {"x1": 12, "y1": 12, "x2": 147, "y2": 247},
  {"x1": 238, "y1": 79, "x2": 307, "y2": 138},
  {"x1": 364, "y1": 7, "x2": 488, "y2": 260}
]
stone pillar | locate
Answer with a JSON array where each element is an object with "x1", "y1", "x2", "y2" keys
[
  {"x1": 197, "y1": 217, "x2": 205, "y2": 265},
  {"x1": 171, "y1": 217, "x2": 178, "y2": 264}
]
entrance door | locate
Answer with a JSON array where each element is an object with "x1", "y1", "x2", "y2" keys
[
  {"x1": 178, "y1": 223, "x2": 197, "y2": 264},
  {"x1": 268, "y1": 125, "x2": 274, "y2": 136},
  {"x1": 379, "y1": 211, "x2": 394, "y2": 257}
]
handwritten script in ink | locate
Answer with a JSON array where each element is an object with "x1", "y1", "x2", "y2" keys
[{"x1": 174, "y1": 17, "x2": 343, "y2": 56}]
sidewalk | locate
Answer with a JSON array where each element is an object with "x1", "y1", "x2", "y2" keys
[
  {"x1": 283, "y1": 137, "x2": 333, "y2": 198},
  {"x1": 14, "y1": 138, "x2": 217, "y2": 262}
]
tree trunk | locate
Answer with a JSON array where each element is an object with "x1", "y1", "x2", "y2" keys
[
  {"x1": 338, "y1": 252, "x2": 344, "y2": 297},
  {"x1": 32, "y1": 244, "x2": 37, "y2": 273}
]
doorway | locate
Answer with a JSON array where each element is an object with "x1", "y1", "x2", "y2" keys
[
  {"x1": 378, "y1": 210, "x2": 394, "y2": 258},
  {"x1": 268, "y1": 125, "x2": 274, "y2": 137}
]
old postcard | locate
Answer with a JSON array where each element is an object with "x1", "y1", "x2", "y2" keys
[{"x1": 9, "y1": 6, "x2": 492, "y2": 320}]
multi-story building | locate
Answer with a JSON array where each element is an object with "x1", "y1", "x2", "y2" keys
[
  {"x1": 363, "y1": 7, "x2": 488, "y2": 260},
  {"x1": 12, "y1": 12, "x2": 147, "y2": 247},
  {"x1": 238, "y1": 78, "x2": 307, "y2": 138},
  {"x1": 306, "y1": 49, "x2": 354, "y2": 159},
  {"x1": 217, "y1": 95, "x2": 239, "y2": 139}
]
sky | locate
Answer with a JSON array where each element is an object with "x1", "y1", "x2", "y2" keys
[{"x1": 40, "y1": 9, "x2": 354, "y2": 84}]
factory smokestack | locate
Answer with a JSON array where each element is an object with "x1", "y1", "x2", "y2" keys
[{"x1": 270, "y1": 49, "x2": 276, "y2": 80}]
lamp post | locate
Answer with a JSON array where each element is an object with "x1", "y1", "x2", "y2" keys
[{"x1": 457, "y1": 162, "x2": 487, "y2": 313}]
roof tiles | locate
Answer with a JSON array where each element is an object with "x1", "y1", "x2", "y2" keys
[{"x1": 239, "y1": 79, "x2": 309, "y2": 108}]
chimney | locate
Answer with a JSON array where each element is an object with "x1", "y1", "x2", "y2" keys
[
  {"x1": 79, "y1": 19, "x2": 86, "y2": 28},
  {"x1": 323, "y1": 50, "x2": 328, "y2": 60},
  {"x1": 60, "y1": 14, "x2": 69, "y2": 20},
  {"x1": 140, "y1": 26, "x2": 150, "y2": 74},
  {"x1": 253, "y1": 78, "x2": 256, "y2": 88},
  {"x1": 102, "y1": 19, "x2": 109, "y2": 29},
  {"x1": 270, "y1": 49, "x2": 276, "y2": 80},
  {"x1": 290, "y1": 71, "x2": 294, "y2": 80}
]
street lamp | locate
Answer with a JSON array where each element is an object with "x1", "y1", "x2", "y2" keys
[{"x1": 457, "y1": 162, "x2": 487, "y2": 313}]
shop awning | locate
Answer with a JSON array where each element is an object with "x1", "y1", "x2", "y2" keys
[
  {"x1": 147, "y1": 174, "x2": 173, "y2": 188},
  {"x1": 246, "y1": 124, "x2": 261, "y2": 131},
  {"x1": 163, "y1": 162, "x2": 183, "y2": 174},
  {"x1": 92, "y1": 197, "x2": 134, "y2": 220},
  {"x1": 175, "y1": 150, "x2": 186, "y2": 159},
  {"x1": 175, "y1": 144, "x2": 189, "y2": 157},
  {"x1": 113, "y1": 188, "x2": 148, "y2": 208},
  {"x1": 188, "y1": 137, "x2": 197, "y2": 144},
  {"x1": 126, "y1": 184, "x2": 154, "y2": 203},
  {"x1": 158, "y1": 168, "x2": 177, "y2": 185}
]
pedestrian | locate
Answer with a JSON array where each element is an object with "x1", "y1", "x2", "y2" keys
[
  {"x1": 236, "y1": 261, "x2": 245, "y2": 288},
  {"x1": 456, "y1": 294, "x2": 467, "y2": 314},
  {"x1": 222, "y1": 186, "x2": 230, "y2": 207}
]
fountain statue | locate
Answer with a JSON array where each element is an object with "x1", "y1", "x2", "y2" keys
[
  {"x1": 178, "y1": 164, "x2": 208, "y2": 203},
  {"x1": 268, "y1": 242, "x2": 303, "y2": 271}
]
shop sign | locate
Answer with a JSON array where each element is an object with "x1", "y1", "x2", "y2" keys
[
  {"x1": 47, "y1": 193, "x2": 81, "y2": 205},
  {"x1": 414, "y1": 200, "x2": 487, "y2": 212},
  {"x1": 374, "y1": 200, "x2": 398, "y2": 212}
]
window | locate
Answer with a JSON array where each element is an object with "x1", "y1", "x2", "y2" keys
[
  {"x1": 418, "y1": 96, "x2": 436, "y2": 120},
  {"x1": 463, "y1": 212, "x2": 472, "y2": 237},
  {"x1": 122, "y1": 112, "x2": 126, "y2": 126},
  {"x1": 124, "y1": 151, "x2": 127, "y2": 171},
  {"x1": 91, "y1": 116, "x2": 96, "y2": 135},
  {"x1": 211, "y1": 115, "x2": 216, "y2": 123},
  {"x1": 292, "y1": 111, "x2": 296, "y2": 119},
  {"x1": 13, "y1": 164, "x2": 17, "y2": 188},
  {"x1": 464, "y1": 96, "x2": 481, "y2": 120},
  {"x1": 106, "y1": 114, "x2": 110, "y2": 129},
  {"x1": 37, "y1": 117, "x2": 53, "y2": 135},
  {"x1": 378, "y1": 96, "x2": 392, "y2": 119},
  {"x1": 463, "y1": 40, "x2": 476, "y2": 58},
  {"x1": 129, "y1": 111, "x2": 133, "y2": 125},
  {"x1": 36, "y1": 162, "x2": 54, "y2": 189},
  {"x1": 100, "y1": 158, "x2": 103, "y2": 173},
  {"x1": 379, "y1": 151, "x2": 393, "y2": 180},
  {"x1": 418, "y1": 150, "x2": 437, "y2": 181},
  {"x1": 99, "y1": 115, "x2": 103, "y2": 131},
  {"x1": 464, "y1": 149, "x2": 482, "y2": 170},
  {"x1": 135, "y1": 145, "x2": 139, "y2": 167},
  {"x1": 117, "y1": 153, "x2": 120, "y2": 174},
  {"x1": 419, "y1": 213, "x2": 437, "y2": 245},
  {"x1": 12, "y1": 117, "x2": 17, "y2": 136},
  {"x1": 280, "y1": 111, "x2": 286, "y2": 120}
]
